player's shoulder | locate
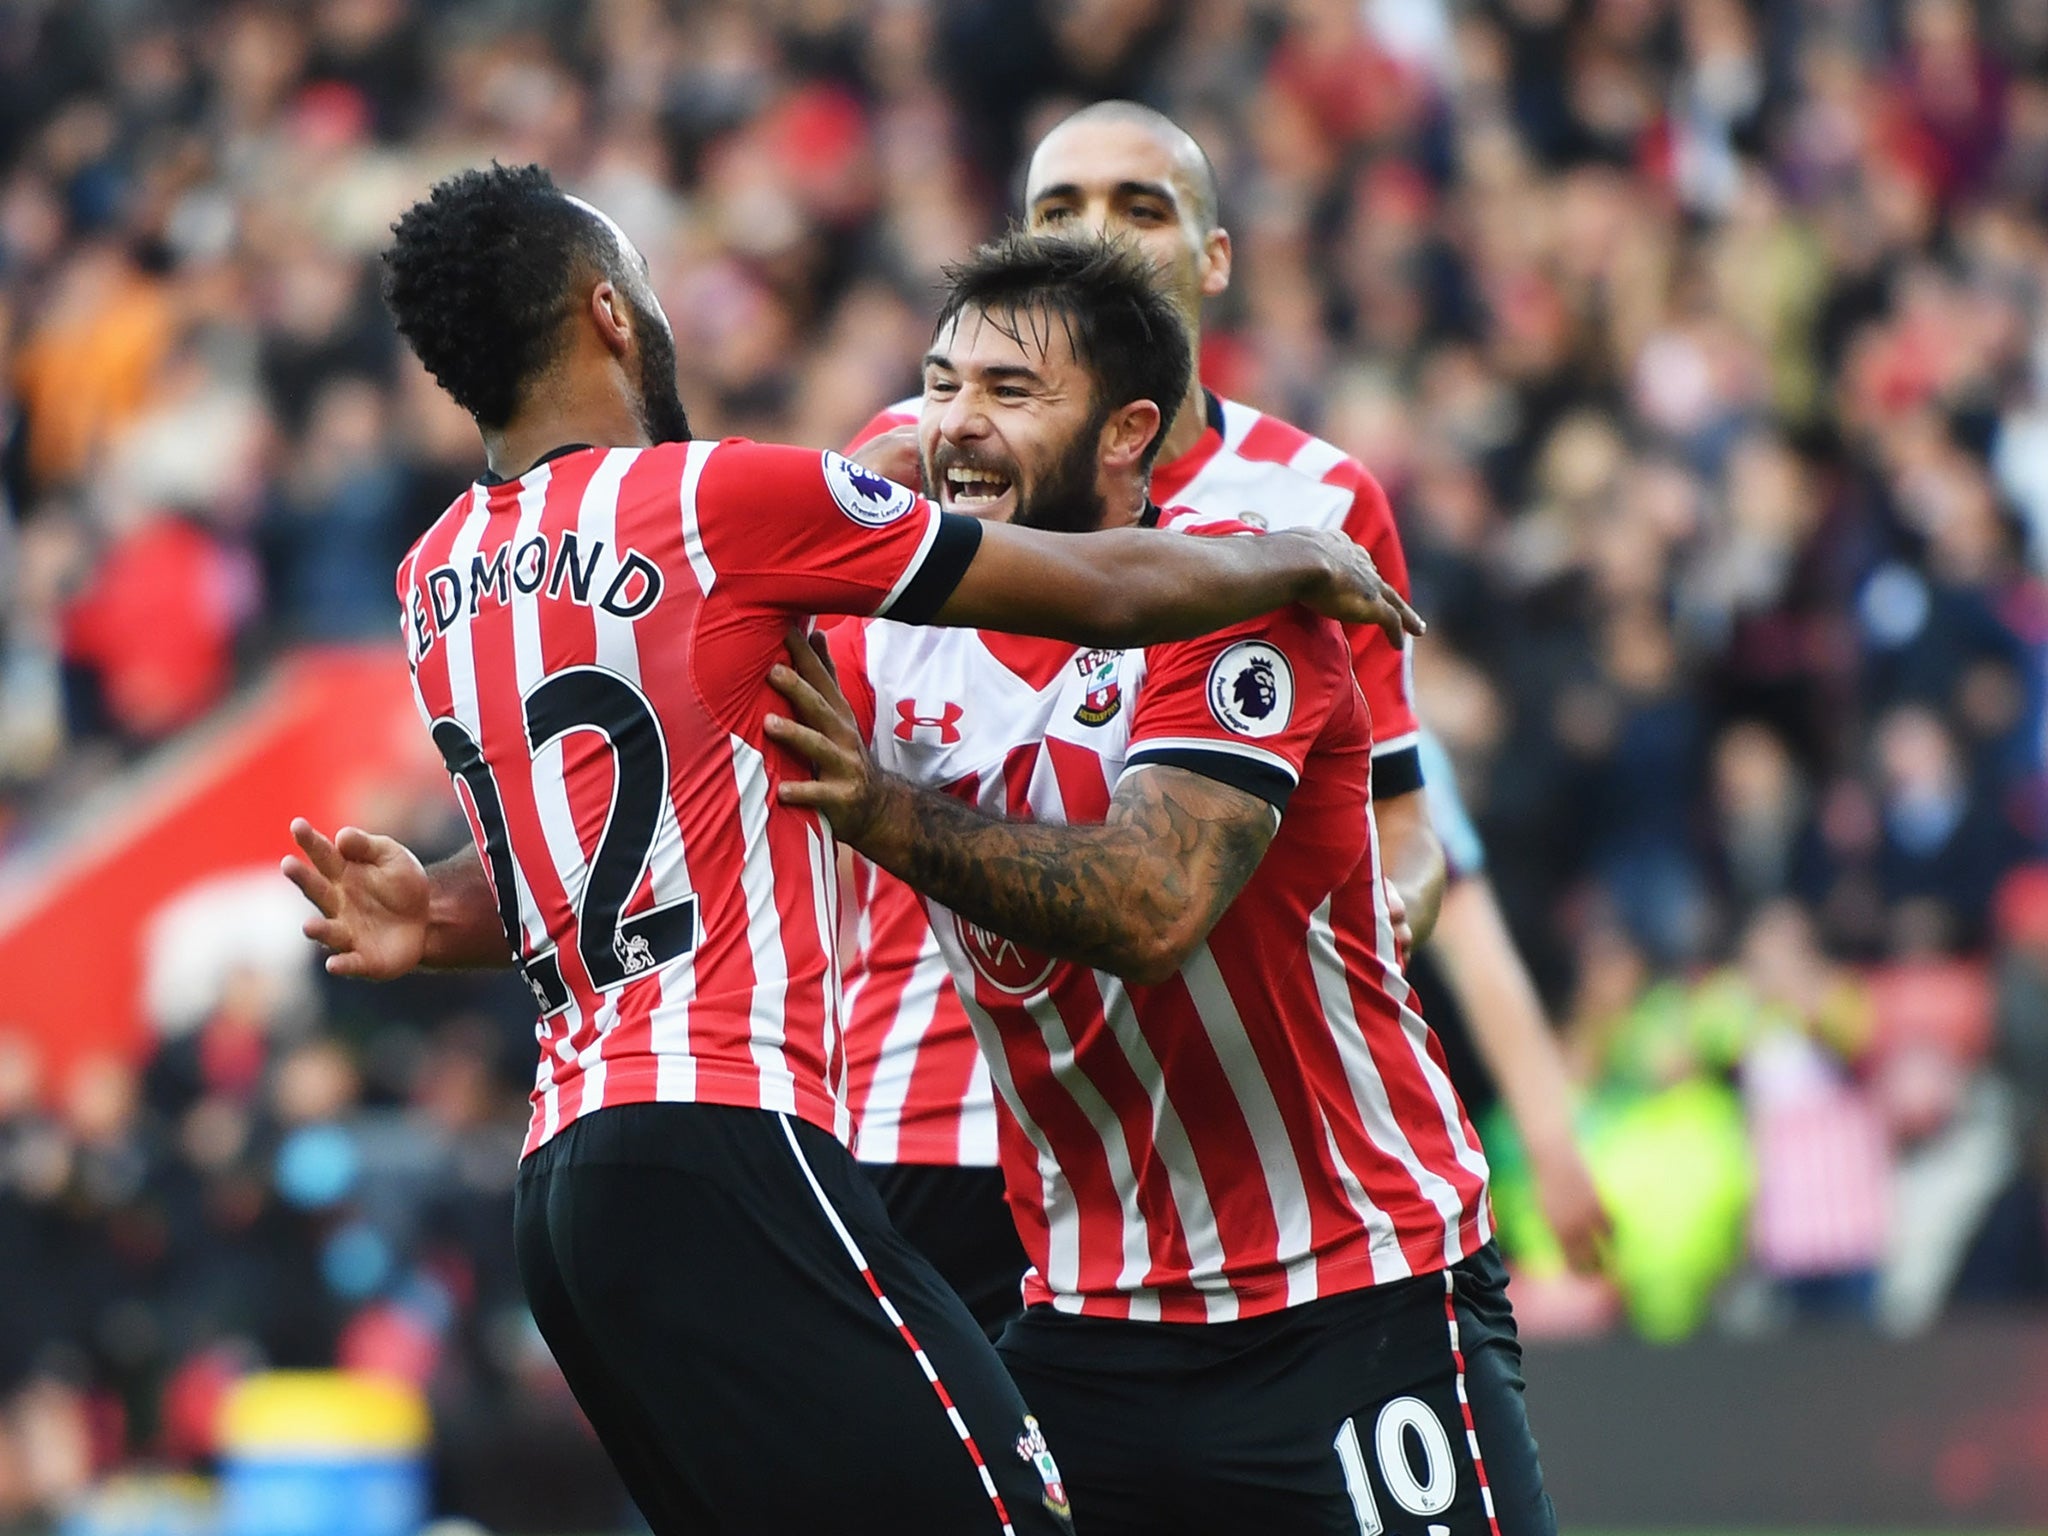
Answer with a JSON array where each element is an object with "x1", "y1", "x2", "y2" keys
[
  {"x1": 1154, "y1": 505, "x2": 1260, "y2": 539},
  {"x1": 845, "y1": 396, "x2": 920, "y2": 452},
  {"x1": 1213, "y1": 397, "x2": 1371, "y2": 488},
  {"x1": 398, "y1": 484, "x2": 482, "y2": 581},
  {"x1": 693, "y1": 437, "x2": 922, "y2": 528},
  {"x1": 1169, "y1": 396, "x2": 1384, "y2": 534}
]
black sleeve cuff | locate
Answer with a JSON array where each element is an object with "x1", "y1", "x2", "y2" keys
[
  {"x1": 1370, "y1": 744, "x2": 1424, "y2": 800},
  {"x1": 1124, "y1": 746, "x2": 1297, "y2": 814},
  {"x1": 882, "y1": 512, "x2": 983, "y2": 624}
]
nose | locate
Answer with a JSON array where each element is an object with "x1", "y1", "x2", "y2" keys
[{"x1": 939, "y1": 388, "x2": 989, "y2": 447}]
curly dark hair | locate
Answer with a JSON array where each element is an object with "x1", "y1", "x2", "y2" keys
[
  {"x1": 935, "y1": 232, "x2": 1192, "y2": 472},
  {"x1": 381, "y1": 163, "x2": 627, "y2": 429}
]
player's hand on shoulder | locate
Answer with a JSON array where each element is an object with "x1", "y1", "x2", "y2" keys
[
  {"x1": 847, "y1": 425, "x2": 923, "y2": 493},
  {"x1": 1279, "y1": 528, "x2": 1425, "y2": 647},
  {"x1": 765, "y1": 630, "x2": 893, "y2": 846},
  {"x1": 282, "y1": 817, "x2": 430, "y2": 980}
]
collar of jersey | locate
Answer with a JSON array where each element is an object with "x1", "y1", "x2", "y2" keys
[
  {"x1": 1150, "y1": 389, "x2": 1226, "y2": 506},
  {"x1": 477, "y1": 442, "x2": 597, "y2": 487}
]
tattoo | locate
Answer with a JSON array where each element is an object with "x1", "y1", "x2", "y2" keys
[{"x1": 858, "y1": 765, "x2": 1276, "y2": 984}]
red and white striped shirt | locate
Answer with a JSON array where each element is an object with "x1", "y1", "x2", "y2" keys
[
  {"x1": 830, "y1": 548, "x2": 1490, "y2": 1321},
  {"x1": 398, "y1": 439, "x2": 978, "y2": 1158},
  {"x1": 840, "y1": 393, "x2": 1422, "y2": 1168}
]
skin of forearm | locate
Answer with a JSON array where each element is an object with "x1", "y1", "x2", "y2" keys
[
  {"x1": 849, "y1": 770, "x2": 1269, "y2": 986},
  {"x1": 1374, "y1": 789, "x2": 1446, "y2": 947},
  {"x1": 424, "y1": 845, "x2": 516, "y2": 968},
  {"x1": 1101, "y1": 528, "x2": 1336, "y2": 645},
  {"x1": 1430, "y1": 876, "x2": 1580, "y2": 1152}
]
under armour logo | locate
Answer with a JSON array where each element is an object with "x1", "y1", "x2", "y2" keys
[{"x1": 894, "y1": 699, "x2": 964, "y2": 744}]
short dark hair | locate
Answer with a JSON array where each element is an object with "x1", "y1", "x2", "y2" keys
[
  {"x1": 381, "y1": 163, "x2": 627, "y2": 429},
  {"x1": 935, "y1": 233, "x2": 1192, "y2": 472}
]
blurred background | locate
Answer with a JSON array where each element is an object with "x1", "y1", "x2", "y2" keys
[{"x1": 0, "y1": 0, "x2": 2045, "y2": 1530}]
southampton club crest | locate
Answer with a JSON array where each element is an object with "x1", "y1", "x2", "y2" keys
[
  {"x1": 1205, "y1": 639, "x2": 1295, "y2": 739},
  {"x1": 1015, "y1": 1415, "x2": 1071, "y2": 1521},
  {"x1": 821, "y1": 449, "x2": 918, "y2": 527},
  {"x1": 1072, "y1": 648, "x2": 1122, "y2": 727}
]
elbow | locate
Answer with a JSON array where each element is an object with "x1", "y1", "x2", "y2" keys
[{"x1": 1113, "y1": 919, "x2": 1202, "y2": 988}]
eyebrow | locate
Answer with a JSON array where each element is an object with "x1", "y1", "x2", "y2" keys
[
  {"x1": 1030, "y1": 179, "x2": 1181, "y2": 209},
  {"x1": 921, "y1": 353, "x2": 1045, "y2": 386}
]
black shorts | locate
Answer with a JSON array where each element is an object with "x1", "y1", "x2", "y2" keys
[
  {"x1": 514, "y1": 1102, "x2": 1074, "y2": 1536},
  {"x1": 864, "y1": 1161, "x2": 1030, "y2": 1339},
  {"x1": 995, "y1": 1243, "x2": 1555, "y2": 1536}
]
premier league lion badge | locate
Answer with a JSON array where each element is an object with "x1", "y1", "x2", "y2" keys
[
  {"x1": 1206, "y1": 640, "x2": 1295, "y2": 738},
  {"x1": 821, "y1": 449, "x2": 918, "y2": 527}
]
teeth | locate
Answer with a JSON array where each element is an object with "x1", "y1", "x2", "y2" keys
[{"x1": 945, "y1": 468, "x2": 1011, "y2": 502}]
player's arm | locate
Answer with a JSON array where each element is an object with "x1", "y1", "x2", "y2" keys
[
  {"x1": 283, "y1": 819, "x2": 511, "y2": 977},
  {"x1": 765, "y1": 636, "x2": 1272, "y2": 986},
  {"x1": 933, "y1": 520, "x2": 1422, "y2": 651},
  {"x1": 1374, "y1": 789, "x2": 1445, "y2": 952},
  {"x1": 705, "y1": 443, "x2": 1422, "y2": 646},
  {"x1": 1319, "y1": 459, "x2": 1446, "y2": 947},
  {"x1": 1427, "y1": 873, "x2": 1610, "y2": 1273}
]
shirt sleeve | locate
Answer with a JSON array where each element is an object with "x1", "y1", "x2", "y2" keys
[
  {"x1": 694, "y1": 439, "x2": 980, "y2": 622},
  {"x1": 1417, "y1": 729, "x2": 1486, "y2": 881},
  {"x1": 1122, "y1": 600, "x2": 1351, "y2": 816},
  {"x1": 1329, "y1": 458, "x2": 1424, "y2": 799}
]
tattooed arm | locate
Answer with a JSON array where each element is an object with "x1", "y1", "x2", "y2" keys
[
  {"x1": 852, "y1": 765, "x2": 1272, "y2": 985},
  {"x1": 763, "y1": 632, "x2": 1276, "y2": 986}
]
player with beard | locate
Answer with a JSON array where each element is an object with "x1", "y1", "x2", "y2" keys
[
  {"x1": 839, "y1": 100, "x2": 1604, "y2": 1338},
  {"x1": 770, "y1": 231, "x2": 1554, "y2": 1535},
  {"x1": 283, "y1": 164, "x2": 1419, "y2": 1535}
]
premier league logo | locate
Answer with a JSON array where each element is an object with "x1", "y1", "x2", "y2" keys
[
  {"x1": 821, "y1": 449, "x2": 918, "y2": 527},
  {"x1": 1206, "y1": 640, "x2": 1295, "y2": 739}
]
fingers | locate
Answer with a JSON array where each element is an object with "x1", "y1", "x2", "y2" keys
[
  {"x1": 291, "y1": 817, "x2": 347, "y2": 880},
  {"x1": 302, "y1": 914, "x2": 352, "y2": 951},
  {"x1": 767, "y1": 662, "x2": 839, "y2": 735},
  {"x1": 764, "y1": 711, "x2": 849, "y2": 771},
  {"x1": 769, "y1": 661, "x2": 860, "y2": 743},
  {"x1": 282, "y1": 855, "x2": 340, "y2": 918},
  {"x1": 804, "y1": 631, "x2": 841, "y2": 685},
  {"x1": 333, "y1": 826, "x2": 390, "y2": 866},
  {"x1": 784, "y1": 629, "x2": 849, "y2": 703},
  {"x1": 1559, "y1": 1221, "x2": 1608, "y2": 1277},
  {"x1": 1380, "y1": 577, "x2": 1426, "y2": 637}
]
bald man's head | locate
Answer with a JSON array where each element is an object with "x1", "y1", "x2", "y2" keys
[
  {"x1": 1023, "y1": 102, "x2": 1233, "y2": 341},
  {"x1": 1034, "y1": 101, "x2": 1220, "y2": 231}
]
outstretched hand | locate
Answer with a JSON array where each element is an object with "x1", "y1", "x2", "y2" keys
[
  {"x1": 281, "y1": 817, "x2": 431, "y2": 979},
  {"x1": 1281, "y1": 528, "x2": 1426, "y2": 648},
  {"x1": 763, "y1": 630, "x2": 893, "y2": 846}
]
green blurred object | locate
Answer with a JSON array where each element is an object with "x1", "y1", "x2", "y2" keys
[{"x1": 1485, "y1": 1076, "x2": 1754, "y2": 1341}]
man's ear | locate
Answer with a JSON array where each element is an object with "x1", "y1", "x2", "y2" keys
[
  {"x1": 1101, "y1": 398, "x2": 1165, "y2": 471},
  {"x1": 588, "y1": 281, "x2": 632, "y2": 357},
  {"x1": 1200, "y1": 227, "x2": 1232, "y2": 300}
]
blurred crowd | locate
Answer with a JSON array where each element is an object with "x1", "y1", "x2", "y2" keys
[{"x1": 1, "y1": 0, "x2": 2048, "y2": 1525}]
